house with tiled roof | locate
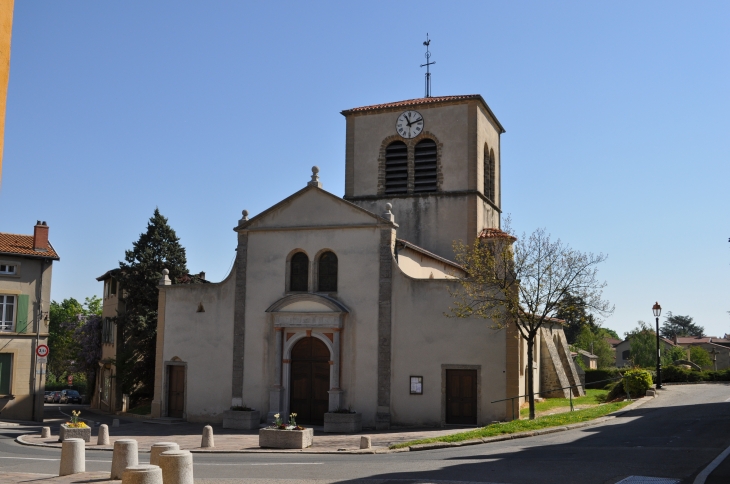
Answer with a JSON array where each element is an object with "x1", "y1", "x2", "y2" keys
[{"x1": 0, "y1": 222, "x2": 59, "y2": 421}]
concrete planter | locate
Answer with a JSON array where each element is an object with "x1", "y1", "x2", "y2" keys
[
  {"x1": 222, "y1": 410, "x2": 261, "y2": 430},
  {"x1": 59, "y1": 424, "x2": 91, "y2": 443},
  {"x1": 323, "y1": 412, "x2": 362, "y2": 433},
  {"x1": 259, "y1": 427, "x2": 313, "y2": 449}
]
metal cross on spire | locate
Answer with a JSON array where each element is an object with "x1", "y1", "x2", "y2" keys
[{"x1": 421, "y1": 34, "x2": 435, "y2": 98}]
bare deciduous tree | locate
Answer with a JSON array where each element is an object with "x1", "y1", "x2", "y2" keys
[{"x1": 450, "y1": 221, "x2": 613, "y2": 419}]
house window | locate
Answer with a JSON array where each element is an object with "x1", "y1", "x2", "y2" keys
[
  {"x1": 413, "y1": 139, "x2": 438, "y2": 193},
  {"x1": 0, "y1": 265, "x2": 16, "y2": 275},
  {"x1": 384, "y1": 141, "x2": 408, "y2": 194},
  {"x1": 110, "y1": 278, "x2": 117, "y2": 296},
  {"x1": 622, "y1": 350, "x2": 630, "y2": 360},
  {"x1": 0, "y1": 295, "x2": 14, "y2": 331},
  {"x1": 0, "y1": 353, "x2": 11, "y2": 395},
  {"x1": 317, "y1": 251, "x2": 338, "y2": 292},
  {"x1": 290, "y1": 252, "x2": 309, "y2": 292},
  {"x1": 102, "y1": 318, "x2": 115, "y2": 344}
]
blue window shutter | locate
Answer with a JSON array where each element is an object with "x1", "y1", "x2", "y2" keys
[
  {"x1": 15, "y1": 295, "x2": 29, "y2": 334},
  {"x1": 0, "y1": 354, "x2": 11, "y2": 394}
]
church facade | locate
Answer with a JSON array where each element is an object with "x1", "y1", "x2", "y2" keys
[{"x1": 150, "y1": 95, "x2": 580, "y2": 428}]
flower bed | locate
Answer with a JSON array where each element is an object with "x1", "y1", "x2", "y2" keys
[
  {"x1": 59, "y1": 411, "x2": 91, "y2": 442},
  {"x1": 258, "y1": 412, "x2": 313, "y2": 449}
]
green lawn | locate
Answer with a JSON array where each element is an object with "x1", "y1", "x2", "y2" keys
[
  {"x1": 389, "y1": 400, "x2": 632, "y2": 449},
  {"x1": 520, "y1": 389, "x2": 608, "y2": 417}
]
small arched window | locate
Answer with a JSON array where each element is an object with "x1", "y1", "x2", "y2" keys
[
  {"x1": 414, "y1": 139, "x2": 438, "y2": 193},
  {"x1": 290, "y1": 252, "x2": 309, "y2": 292},
  {"x1": 384, "y1": 141, "x2": 408, "y2": 194},
  {"x1": 317, "y1": 251, "x2": 338, "y2": 292}
]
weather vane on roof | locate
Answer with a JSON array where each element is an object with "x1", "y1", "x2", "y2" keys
[{"x1": 421, "y1": 34, "x2": 435, "y2": 98}]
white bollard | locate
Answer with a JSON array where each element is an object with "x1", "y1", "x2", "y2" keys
[
  {"x1": 121, "y1": 464, "x2": 162, "y2": 484},
  {"x1": 97, "y1": 424, "x2": 110, "y2": 445},
  {"x1": 149, "y1": 442, "x2": 179, "y2": 466},
  {"x1": 159, "y1": 450, "x2": 193, "y2": 484},
  {"x1": 41, "y1": 426, "x2": 51, "y2": 439},
  {"x1": 111, "y1": 439, "x2": 139, "y2": 480},
  {"x1": 59, "y1": 438, "x2": 85, "y2": 476},
  {"x1": 112, "y1": 418, "x2": 120, "y2": 428},
  {"x1": 201, "y1": 425, "x2": 214, "y2": 448},
  {"x1": 360, "y1": 435, "x2": 372, "y2": 449}
]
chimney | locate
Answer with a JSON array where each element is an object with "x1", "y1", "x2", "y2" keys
[
  {"x1": 33, "y1": 221, "x2": 49, "y2": 252},
  {"x1": 199, "y1": 271, "x2": 206, "y2": 280},
  {"x1": 673, "y1": 334, "x2": 677, "y2": 345}
]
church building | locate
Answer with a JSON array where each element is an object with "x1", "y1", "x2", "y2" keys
[{"x1": 150, "y1": 95, "x2": 581, "y2": 428}]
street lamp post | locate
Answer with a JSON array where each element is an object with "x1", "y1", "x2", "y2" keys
[{"x1": 653, "y1": 302, "x2": 662, "y2": 389}]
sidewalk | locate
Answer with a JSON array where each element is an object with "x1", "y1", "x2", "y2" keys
[{"x1": 17, "y1": 420, "x2": 470, "y2": 453}]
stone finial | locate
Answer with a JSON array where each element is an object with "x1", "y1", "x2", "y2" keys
[
  {"x1": 307, "y1": 166, "x2": 322, "y2": 188},
  {"x1": 239, "y1": 210, "x2": 249, "y2": 224},
  {"x1": 160, "y1": 269, "x2": 171, "y2": 286},
  {"x1": 382, "y1": 202, "x2": 394, "y2": 223}
]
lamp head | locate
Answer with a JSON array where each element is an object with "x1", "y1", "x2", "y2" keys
[{"x1": 652, "y1": 301, "x2": 662, "y2": 318}]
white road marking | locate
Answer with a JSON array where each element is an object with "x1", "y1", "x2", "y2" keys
[
  {"x1": 693, "y1": 442, "x2": 730, "y2": 484},
  {"x1": 724, "y1": 397, "x2": 730, "y2": 402}
]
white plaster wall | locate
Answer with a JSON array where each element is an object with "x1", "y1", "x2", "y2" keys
[
  {"x1": 161, "y1": 271, "x2": 235, "y2": 422},
  {"x1": 396, "y1": 246, "x2": 460, "y2": 279},
  {"x1": 350, "y1": 104, "x2": 470, "y2": 196},
  {"x1": 390, "y1": 262, "x2": 507, "y2": 426},
  {"x1": 242, "y1": 225, "x2": 382, "y2": 426},
  {"x1": 355, "y1": 195, "x2": 472, "y2": 260}
]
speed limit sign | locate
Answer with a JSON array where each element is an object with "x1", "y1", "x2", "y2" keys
[{"x1": 36, "y1": 345, "x2": 49, "y2": 358}]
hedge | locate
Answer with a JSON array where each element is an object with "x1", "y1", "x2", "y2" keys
[
  {"x1": 662, "y1": 365, "x2": 730, "y2": 383},
  {"x1": 584, "y1": 368, "x2": 624, "y2": 388}
]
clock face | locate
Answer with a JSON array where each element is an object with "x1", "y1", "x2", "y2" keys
[{"x1": 396, "y1": 110, "x2": 424, "y2": 139}]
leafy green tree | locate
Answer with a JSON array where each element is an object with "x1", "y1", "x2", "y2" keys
[
  {"x1": 626, "y1": 321, "x2": 658, "y2": 368},
  {"x1": 660, "y1": 312, "x2": 704, "y2": 338},
  {"x1": 555, "y1": 293, "x2": 599, "y2": 344},
  {"x1": 450, "y1": 222, "x2": 613, "y2": 419},
  {"x1": 116, "y1": 208, "x2": 191, "y2": 403},
  {"x1": 599, "y1": 327, "x2": 620, "y2": 340},
  {"x1": 573, "y1": 325, "x2": 615, "y2": 368},
  {"x1": 689, "y1": 346, "x2": 712, "y2": 368},
  {"x1": 665, "y1": 345, "x2": 687, "y2": 364}
]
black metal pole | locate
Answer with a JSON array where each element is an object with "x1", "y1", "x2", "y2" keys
[{"x1": 655, "y1": 316, "x2": 662, "y2": 389}]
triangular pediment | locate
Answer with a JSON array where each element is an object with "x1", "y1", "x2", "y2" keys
[{"x1": 237, "y1": 186, "x2": 388, "y2": 231}]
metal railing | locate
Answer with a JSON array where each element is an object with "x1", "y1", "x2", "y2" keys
[{"x1": 491, "y1": 375, "x2": 625, "y2": 421}]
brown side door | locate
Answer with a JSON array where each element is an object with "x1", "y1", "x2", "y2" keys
[
  {"x1": 167, "y1": 365, "x2": 185, "y2": 418},
  {"x1": 290, "y1": 337, "x2": 330, "y2": 424},
  {"x1": 446, "y1": 369, "x2": 477, "y2": 424}
]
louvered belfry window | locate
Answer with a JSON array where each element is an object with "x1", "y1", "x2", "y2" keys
[
  {"x1": 384, "y1": 141, "x2": 408, "y2": 194},
  {"x1": 484, "y1": 146, "x2": 493, "y2": 201},
  {"x1": 413, "y1": 139, "x2": 438, "y2": 193},
  {"x1": 290, "y1": 252, "x2": 309, "y2": 292},
  {"x1": 318, "y1": 251, "x2": 338, "y2": 292}
]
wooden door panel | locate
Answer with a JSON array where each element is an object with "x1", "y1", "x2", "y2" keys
[
  {"x1": 289, "y1": 337, "x2": 331, "y2": 425},
  {"x1": 167, "y1": 365, "x2": 185, "y2": 418},
  {"x1": 446, "y1": 369, "x2": 477, "y2": 424}
]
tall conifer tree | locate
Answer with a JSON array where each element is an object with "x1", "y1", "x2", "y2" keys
[{"x1": 116, "y1": 208, "x2": 189, "y2": 402}]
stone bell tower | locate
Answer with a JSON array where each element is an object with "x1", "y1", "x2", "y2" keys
[{"x1": 341, "y1": 95, "x2": 505, "y2": 260}]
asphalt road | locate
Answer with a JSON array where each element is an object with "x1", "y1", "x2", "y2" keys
[{"x1": 1, "y1": 384, "x2": 729, "y2": 484}]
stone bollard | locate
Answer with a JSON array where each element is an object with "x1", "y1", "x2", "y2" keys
[
  {"x1": 360, "y1": 435, "x2": 372, "y2": 450},
  {"x1": 111, "y1": 439, "x2": 139, "y2": 480},
  {"x1": 201, "y1": 425, "x2": 214, "y2": 448},
  {"x1": 149, "y1": 442, "x2": 180, "y2": 466},
  {"x1": 112, "y1": 418, "x2": 120, "y2": 428},
  {"x1": 59, "y1": 438, "x2": 85, "y2": 476},
  {"x1": 121, "y1": 464, "x2": 162, "y2": 484},
  {"x1": 159, "y1": 450, "x2": 193, "y2": 484},
  {"x1": 97, "y1": 424, "x2": 110, "y2": 445},
  {"x1": 41, "y1": 426, "x2": 51, "y2": 439}
]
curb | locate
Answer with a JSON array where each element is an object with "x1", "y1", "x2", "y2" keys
[{"x1": 14, "y1": 397, "x2": 655, "y2": 456}]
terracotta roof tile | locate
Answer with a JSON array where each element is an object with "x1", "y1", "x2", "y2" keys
[
  {"x1": 477, "y1": 227, "x2": 517, "y2": 241},
  {"x1": 0, "y1": 232, "x2": 60, "y2": 260},
  {"x1": 343, "y1": 95, "x2": 483, "y2": 114}
]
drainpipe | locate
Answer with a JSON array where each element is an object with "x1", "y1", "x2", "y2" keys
[{"x1": 31, "y1": 258, "x2": 45, "y2": 422}]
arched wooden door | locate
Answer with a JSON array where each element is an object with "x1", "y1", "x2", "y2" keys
[{"x1": 290, "y1": 337, "x2": 330, "y2": 424}]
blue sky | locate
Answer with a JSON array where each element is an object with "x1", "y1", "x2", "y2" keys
[{"x1": 1, "y1": 1, "x2": 728, "y2": 338}]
